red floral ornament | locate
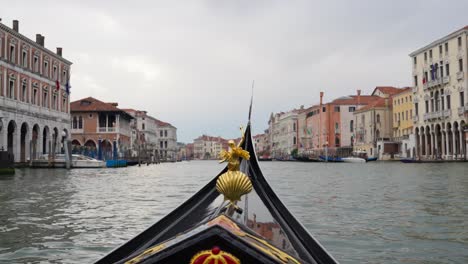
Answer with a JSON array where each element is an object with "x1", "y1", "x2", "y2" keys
[{"x1": 190, "y1": 246, "x2": 240, "y2": 264}]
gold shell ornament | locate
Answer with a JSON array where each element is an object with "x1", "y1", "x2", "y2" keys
[{"x1": 216, "y1": 171, "x2": 252, "y2": 204}]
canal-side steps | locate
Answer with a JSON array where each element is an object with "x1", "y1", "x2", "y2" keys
[{"x1": 0, "y1": 151, "x2": 15, "y2": 175}]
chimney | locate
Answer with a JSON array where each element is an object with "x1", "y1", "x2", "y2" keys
[
  {"x1": 36, "y1": 34, "x2": 42, "y2": 44},
  {"x1": 320, "y1": 91, "x2": 324, "y2": 105},
  {"x1": 357, "y1": 89, "x2": 361, "y2": 108},
  {"x1": 12, "y1": 20, "x2": 19, "y2": 32},
  {"x1": 41, "y1": 35, "x2": 45, "y2": 47},
  {"x1": 56, "y1": 47, "x2": 62, "y2": 56}
]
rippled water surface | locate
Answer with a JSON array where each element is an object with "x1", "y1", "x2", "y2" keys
[{"x1": 0, "y1": 161, "x2": 467, "y2": 263}]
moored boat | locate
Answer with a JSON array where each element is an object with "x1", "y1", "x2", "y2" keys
[
  {"x1": 341, "y1": 157, "x2": 366, "y2": 163},
  {"x1": 96, "y1": 120, "x2": 338, "y2": 263},
  {"x1": 31, "y1": 154, "x2": 106, "y2": 168},
  {"x1": 319, "y1": 155, "x2": 343, "y2": 162}
]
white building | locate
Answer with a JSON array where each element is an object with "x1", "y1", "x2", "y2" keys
[
  {"x1": 268, "y1": 109, "x2": 299, "y2": 159},
  {"x1": 410, "y1": 26, "x2": 467, "y2": 160},
  {"x1": 193, "y1": 135, "x2": 227, "y2": 160},
  {"x1": 0, "y1": 20, "x2": 72, "y2": 162},
  {"x1": 156, "y1": 119, "x2": 177, "y2": 161}
]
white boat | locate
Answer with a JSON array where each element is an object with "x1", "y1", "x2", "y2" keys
[
  {"x1": 341, "y1": 157, "x2": 367, "y2": 163},
  {"x1": 31, "y1": 154, "x2": 106, "y2": 168}
]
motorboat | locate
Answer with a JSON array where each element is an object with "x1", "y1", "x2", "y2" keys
[
  {"x1": 96, "y1": 121, "x2": 338, "y2": 263},
  {"x1": 31, "y1": 154, "x2": 106, "y2": 168},
  {"x1": 319, "y1": 155, "x2": 343, "y2": 162},
  {"x1": 341, "y1": 157, "x2": 366, "y2": 163}
]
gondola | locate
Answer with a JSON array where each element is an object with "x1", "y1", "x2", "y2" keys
[{"x1": 96, "y1": 116, "x2": 338, "y2": 263}]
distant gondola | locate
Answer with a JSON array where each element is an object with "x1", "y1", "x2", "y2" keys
[{"x1": 96, "y1": 115, "x2": 338, "y2": 263}]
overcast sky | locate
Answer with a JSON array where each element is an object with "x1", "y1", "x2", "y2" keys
[{"x1": 2, "y1": 0, "x2": 468, "y2": 142}]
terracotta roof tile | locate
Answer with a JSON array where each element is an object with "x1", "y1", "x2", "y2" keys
[{"x1": 371, "y1": 86, "x2": 403, "y2": 96}]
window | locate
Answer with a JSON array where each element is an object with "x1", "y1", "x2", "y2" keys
[
  {"x1": 461, "y1": 92, "x2": 465, "y2": 107},
  {"x1": 293, "y1": 123, "x2": 296, "y2": 131},
  {"x1": 293, "y1": 136, "x2": 296, "y2": 145},
  {"x1": 22, "y1": 50, "x2": 27, "y2": 67},
  {"x1": 361, "y1": 115, "x2": 365, "y2": 125},
  {"x1": 410, "y1": 109, "x2": 412, "y2": 118},
  {"x1": 429, "y1": 49, "x2": 432, "y2": 59},
  {"x1": 440, "y1": 63, "x2": 444, "y2": 77},
  {"x1": 458, "y1": 36, "x2": 462, "y2": 47},
  {"x1": 62, "y1": 97, "x2": 66, "y2": 111},
  {"x1": 446, "y1": 95, "x2": 451, "y2": 109},
  {"x1": 52, "y1": 94, "x2": 57, "y2": 110},
  {"x1": 415, "y1": 103, "x2": 419, "y2": 115},
  {"x1": 334, "y1": 106, "x2": 340, "y2": 112},
  {"x1": 53, "y1": 66, "x2": 57, "y2": 80},
  {"x1": 44, "y1": 61, "x2": 49, "y2": 77},
  {"x1": 459, "y1": 59, "x2": 463, "y2": 72},
  {"x1": 349, "y1": 106, "x2": 355, "y2": 112},
  {"x1": 424, "y1": 71, "x2": 428, "y2": 82},
  {"x1": 350, "y1": 120, "x2": 354, "y2": 132},
  {"x1": 398, "y1": 113, "x2": 400, "y2": 121},
  {"x1": 445, "y1": 42, "x2": 448, "y2": 53},
  {"x1": 335, "y1": 136, "x2": 339, "y2": 146},
  {"x1": 32, "y1": 89, "x2": 37, "y2": 104},
  {"x1": 22, "y1": 83, "x2": 27, "y2": 102},
  {"x1": 406, "y1": 111, "x2": 408, "y2": 120},
  {"x1": 376, "y1": 114, "x2": 380, "y2": 123},
  {"x1": 43, "y1": 91, "x2": 48, "y2": 108},
  {"x1": 142, "y1": 123, "x2": 145, "y2": 130},
  {"x1": 8, "y1": 80, "x2": 15, "y2": 99},
  {"x1": 446, "y1": 63, "x2": 450, "y2": 76},
  {"x1": 424, "y1": 52, "x2": 427, "y2": 61},
  {"x1": 9, "y1": 45, "x2": 15, "y2": 63},
  {"x1": 72, "y1": 116, "x2": 77, "y2": 129},
  {"x1": 439, "y1": 45, "x2": 442, "y2": 54},
  {"x1": 322, "y1": 107, "x2": 326, "y2": 112},
  {"x1": 160, "y1": 141, "x2": 163, "y2": 148},
  {"x1": 425, "y1": 101, "x2": 429, "y2": 113},
  {"x1": 413, "y1": 56, "x2": 417, "y2": 65},
  {"x1": 441, "y1": 92, "x2": 445, "y2": 110},
  {"x1": 160, "y1": 130, "x2": 163, "y2": 137},
  {"x1": 165, "y1": 130, "x2": 168, "y2": 137},
  {"x1": 164, "y1": 141, "x2": 168, "y2": 148},
  {"x1": 394, "y1": 113, "x2": 397, "y2": 121},
  {"x1": 414, "y1": 75, "x2": 418, "y2": 86},
  {"x1": 78, "y1": 116, "x2": 83, "y2": 129},
  {"x1": 410, "y1": 95, "x2": 412, "y2": 101},
  {"x1": 33, "y1": 56, "x2": 39, "y2": 72}
]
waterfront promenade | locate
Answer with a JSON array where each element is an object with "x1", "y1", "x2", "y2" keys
[{"x1": 1, "y1": 161, "x2": 467, "y2": 263}]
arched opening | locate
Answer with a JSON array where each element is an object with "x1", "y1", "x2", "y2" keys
[
  {"x1": 425, "y1": 126, "x2": 431, "y2": 157},
  {"x1": 446, "y1": 122, "x2": 452, "y2": 156},
  {"x1": 72, "y1": 139, "x2": 82, "y2": 146},
  {"x1": 19, "y1": 123, "x2": 29, "y2": 162},
  {"x1": 375, "y1": 129, "x2": 380, "y2": 140},
  {"x1": 101, "y1": 140, "x2": 113, "y2": 160},
  {"x1": 415, "y1": 127, "x2": 420, "y2": 158},
  {"x1": 376, "y1": 114, "x2": 380, "y2": 123},
  {"x1": 32, "y1": 124, "x2": 40, "y2": 160},
  {"x1": 454, "y1": 122, "x2": 459, "y2": 158},
  {"x1": 42, "y1": 126, "x2": 50, "y2": 154},
  {"x1": 420, "y1": 127, "x2": 426, "y2": 156},
  {"x1": 435, "y1": 124, "x2": 442, "y2": 158},
  {"x1": 82, "y1": 139, "x2": 97, "y2": 158},
  {"x1": 52, "y1": 127, "x2": 59, "y2": 155},
  {"x1": 7, "y1": 120, "x2": 17, "y2": 158},
  {"x1": 461, "y1": 120, "x2": 467, "y2": 159}
]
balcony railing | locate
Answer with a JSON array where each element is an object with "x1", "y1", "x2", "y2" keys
[
  {"x1": 98, "y1": 127, "x2": 117, "y2": 133},
  {"x1": 412, "y1": 86, "x2": 418, "y2": 93},
  {"x1": 458, "y1": 106, "x2": 467, "y2": 115},
  {"x1": 427, "y1": 78, "x2": 442, "y2": 89},
  {"x1": 457, "y1": 71, "x2": 464, "y2": 80},
  {"x1": 413, "y1": 115, "x2": 419, "y2": 122},
  {"x1": 423, "y1": 110, "x2": 451, "y2": 121},
  {"x1": 442, "y1": 75, "x2": 450, "y2": 84}
]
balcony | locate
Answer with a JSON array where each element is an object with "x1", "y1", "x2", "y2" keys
[
  {"x1": 423, "y1": 110, "x2": 451, "y2": 121},
  {"x1": 412, "y1": 86, "x2": 418, "y2": 93},
  {"x1": 458, "y1": 106, "x2": 467, "y2": 115},
  {"x1": 427, "y1": 79, "x2": 442, "y2": 89},
  {"x1": 98, "y1": 127, "x2": 117, "y2": 133},
  {"x1": 457, "y1": 71, "x2": 464, "y2": 80},
  {"x1": 0, "y1": 97, "x2": 70, "y2": 123},
  {"x1": 412, "y1": 115, "x2": 419, "y2": 122},
  {"x1": 442, "y1": 75, "x2": 450, "y2": 84}
]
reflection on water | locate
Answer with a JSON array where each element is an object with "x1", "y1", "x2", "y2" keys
[{"x1": 0, "y1": 161, "x2": 467, "y2": 263}]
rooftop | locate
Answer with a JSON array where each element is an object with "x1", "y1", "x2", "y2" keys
[
  {"x1": 70, "y1": 97, "x2": 133, "y2": 119},
  {"x1": 409, "y1": 25, "x2": 468, "y2": 56}
]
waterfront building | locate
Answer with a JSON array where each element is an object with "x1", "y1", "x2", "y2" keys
[
  {"x1": 124, "y1": 109, "x2": 159, "y2": 161},
  {"x1": 253, "y1": 133, "x2": 270, "y2": 157},
  {"x1": 193, "y1": 135, "x2": 227, "y2": 159},
  {"x1": 155, "y1": 119, "x2": 177, "y2": 161},
  {"x1": 268, "y1": 109, "x2": 299, "y2": 159},
  {"x1": 298, "y1": 92, "x2": 378, "y2": 155},
  {"x1": 353, "y1": 87, "x2": 404, "y2": 158},
  {"x1": 0, "y1": 20, "x2": 72, "y2": 162},
  {"x1": 410, "y1": 26, "x2": 467, "y2": 159},
  {"x1": 392, "y1": 87, "x2": 415, "y2": 157},
  {"x1": 70, "y1": 97, "x2": 133, "y2": 160},
  {"x1": 185, "y1": 143, "x2": 194, "y2": 160}
]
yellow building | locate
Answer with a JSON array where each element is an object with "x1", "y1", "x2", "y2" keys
[{"x1": 392, "y1": 87, "x2": 413, "y2": 138}]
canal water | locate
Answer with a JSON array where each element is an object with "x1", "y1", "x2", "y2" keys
[{"x1": 0, "y1": 161, "x2": 467, "y2": 263}]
